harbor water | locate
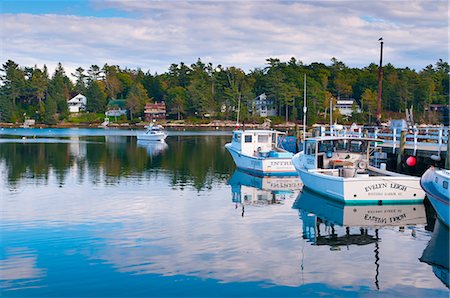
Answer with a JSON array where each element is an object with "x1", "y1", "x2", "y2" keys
[{"x1": 0, "y1": 128, "x2": 448, "y2": 297}]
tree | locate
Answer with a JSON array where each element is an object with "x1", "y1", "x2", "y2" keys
[
  {"x1": 126, "y1": 83, "x2": 148, "y2": 120},
  {"x1": 86, "y1": 80, "x2": 107, "y2": 113},
  {"x1": 72, "y1": 67, "x2": 87, "y2": 94},
  {"x1": 1, "y1": 60, "x2": 26, "y2": 107}
]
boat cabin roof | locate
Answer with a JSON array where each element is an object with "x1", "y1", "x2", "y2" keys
[
  {"x1": 233, "y1": 129, "x2": 285, "y2": 135},
  {"x1": 306, "y1": 136, "x2": 384, "y2": 143}
]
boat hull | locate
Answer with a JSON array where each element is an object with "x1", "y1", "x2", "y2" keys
[
  {"x1": 420, "y1": 168, "x2": 450, "y2": 227},
  {"x1": 297, "y1": 168, "x2": 425, "y2": 205},
  {"x1": 137, "y1": 133, "x2": 167, "y2": 142},
  {"x1": 225, "y1": 144, "x2": 297, "y2": 176}
]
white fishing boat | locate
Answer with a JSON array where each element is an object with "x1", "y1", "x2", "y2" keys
[
  {"x1": 420, "y1": 167, "x2": 450, "y2": 227},
  {"x1": 137, "y1": 124, "x2": 167, "y2": 142},
  {"x1": 225, "y1": 129, "x2": 297, "y2": 176},
  {"x1": 291, "y1": 136, "x2": 425, "y2": 204}
]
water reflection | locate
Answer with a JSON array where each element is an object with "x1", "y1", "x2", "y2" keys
[
  {"x1": 0, "y1": 135, "x2": 234, "y2": 190},
  {"x1": 136, "y1": 140, "x2": 168, "y2": 157},
  {"x1": 420, "y1": 220, "x2": 449, "y2": 288},
  {"x1": 293, "y1": 188, "x2": 427, "y2": 290},
  {"x1": 228, "y1": 170, "x2": 301, "y2": 216}
]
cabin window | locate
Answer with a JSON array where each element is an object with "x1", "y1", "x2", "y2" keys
[
  {"x1": 244, "y1": 135, "x2": 252, "y2": 143},
  {"x1": 349, "y1": 141, "x2": 363, "y2": 153},
  {"x1": 258, "y1": 135, "x2": 269, "y2": 143},
  {"x1": 444, "y1": 181, "x2": 448, "y2": 189},
  {"x1": 306, "y1": 142, "x2": 316, "y2": 155},
  {"x1": 233, "y1": 133, "x2": 241, "y2": 142}
]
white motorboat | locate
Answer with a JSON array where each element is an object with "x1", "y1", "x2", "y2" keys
[
  {"x1": 225, "y1": 129, "x2": 297, "y2": 176},
  {"x1": 420, "y1": 167, "x2": 450, "y2": 227},
  {"x1": 137, "y1": 124, "x2": 167, "y2": 142},
  {"x1": 292, "y1": 136, "x2": 425, "y2": 204}
]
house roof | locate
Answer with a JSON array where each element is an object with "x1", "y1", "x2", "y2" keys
[{"x1": 107, "y1": 99, "x2": 126, "y2": 109}]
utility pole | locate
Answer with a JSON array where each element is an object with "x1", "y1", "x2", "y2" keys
[{"x1": 376, "y1": 37, "x2": 384, "y2": 126}]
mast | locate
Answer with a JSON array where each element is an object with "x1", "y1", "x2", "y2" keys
[
  {"x1": 376, "y1": 37, "x2": 384, "y2": 126},
  {"x1": 303, "y1": 74, "x2": 307, "y2": 152}
]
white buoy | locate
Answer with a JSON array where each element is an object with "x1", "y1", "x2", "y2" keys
[{"x1": 430, "y1": 155, "x2": 441, "y2": 161}]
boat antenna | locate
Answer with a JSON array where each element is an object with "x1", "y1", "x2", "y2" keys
[
  {"x1": 236, "y1": 95, "x2": 241, "y2": 129},
  {"x1": 303, "y1": 74, "x2": 307, "y2": 152}
]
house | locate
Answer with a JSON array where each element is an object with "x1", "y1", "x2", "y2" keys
[
  {"x1": 67, "y1": 94, "x2": 87, "y2": 113},
  {"x1": 335, "y1": 99, "x2": 360, "y2": 117},
  {"x1": 106, "y1": 99, "x2": 127, "y2": 118},
  {"x1": 250, "y1": 93, "x2": 277, "y2": 117},
  {"x1": 144, "y1": 102, "x2": 166, "y2": 122}
]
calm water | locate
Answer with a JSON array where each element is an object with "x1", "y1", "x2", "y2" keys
[{"x1": 0, "y1": 128, "x2": 448, "y2": 297}]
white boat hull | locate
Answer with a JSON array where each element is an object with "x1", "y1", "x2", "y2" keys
[
  {"x1": 295, "y1": 167, "x2": 425, "y2": 205},
  {"x1": 420, "y1": 167, "x2": 450, "y2": 227},
  {"x1": 137, "y1": 133, "x2": 167, "y2": 142},
  {"x1": 225, "y1": 144, "x2": 297, "y2": 176}
]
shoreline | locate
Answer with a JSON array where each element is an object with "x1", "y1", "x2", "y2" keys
[{"x1": 0, "y1": 121, "x2": 300, "y2": 130}]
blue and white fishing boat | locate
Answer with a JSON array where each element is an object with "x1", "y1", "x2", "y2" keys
[
  {"x1": 225, "y1": 129, "x2": 297, "y2": 176},
  {"x1": 292, "y1": 136, "x2": 425, "y2": 204},
  {"x1": 420, "y1": 167, "x2": 450, "y2": 227}
]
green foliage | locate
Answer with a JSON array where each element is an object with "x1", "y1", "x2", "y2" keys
[{"x1": 1, "y1": 57, "x2": 449, "y2": 126}]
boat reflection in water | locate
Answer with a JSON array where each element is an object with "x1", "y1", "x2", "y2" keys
[
  {"x1": 136, "y1": 140, "x2": 168, "y2": 157},
  {"x1": 228, "y1": 170, "x2": 301, "y2": 215},
  {"x1": 293, "y1": 187, "x2": 427, "y2": 289},
  {"x1": 420, "y1": 219, "x2": 449, "y2": 288}
]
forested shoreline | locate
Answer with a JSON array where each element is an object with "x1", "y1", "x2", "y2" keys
[{"x1": 0, "y1": 57, "x2": 448, "y2": 125}]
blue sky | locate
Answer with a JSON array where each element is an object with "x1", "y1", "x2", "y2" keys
[{"x1": 1, "y1": 0, "x2": 448, "y2": 76}]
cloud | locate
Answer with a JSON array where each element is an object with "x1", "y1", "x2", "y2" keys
[{"x1": 0, "y1": 0, "x2": 447, "y2": 76}]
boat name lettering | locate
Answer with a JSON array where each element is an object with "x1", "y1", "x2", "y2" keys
[
  {"x1": 364, "y1": 214, "x2": 387, "y2": 224},
  {"x1": 306, "y1": 158, "x2": 315, "y2": 165},
  {"x1": 364, "y1": 182, "x2": 407, "y2": 193},
  {"x1": 364, "y1": 213, "x2": 407, "y2": 223},
  {"x1": 389, "y1": 213, "x2": 407, "y2": 223},
  {"x1": 270, "y1": 161, "x2": 291, "y2": 166},
  {"x1": 365, "y1": 183, "x2": 388, "y2": 192}
]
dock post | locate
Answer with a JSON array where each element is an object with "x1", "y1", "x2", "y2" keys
[
  {"x1": 413, "y1": 126, "x2": 418, "y2": 156},
  {"x1": 396, "y1": 130, "x2": 407, "y2": 171},
  {"x1": 446, "y1": 132, "x2": 450, "y2": 169},
  {"x1": 392, "y1": 128, "x2": 397, "y2": 153}
]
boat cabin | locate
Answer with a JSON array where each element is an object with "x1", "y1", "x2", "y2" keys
[
  {"x1": 230, "y1": 130, "x2": 291, "y2": 158},
  {"x1": 302, "y1": 137, "x2": 381, "y2": 171}
]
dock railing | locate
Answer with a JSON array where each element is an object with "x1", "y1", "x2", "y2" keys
[{"x1": 322, "y1": 125, "x2": 449, "y2": 154}]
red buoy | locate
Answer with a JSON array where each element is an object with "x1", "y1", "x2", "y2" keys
[{"x1": 406, "y1": 156, "x2": 417, "y2": 167}]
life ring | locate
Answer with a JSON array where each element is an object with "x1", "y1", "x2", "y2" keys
[{"x1": 357, "y1": 160, "x2": 367, "y2": 169}]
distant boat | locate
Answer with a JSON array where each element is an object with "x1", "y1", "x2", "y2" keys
[
  {"x1": 137, "y1": 124, "x2": 167, "y2": 142},
  {"x1": 420, "y1": 167, "x2": 450, "y2": 227},
  {"x1": 292, "y1": 136, "x2": 425, "y2": 204},
  {"x1": 98, "y1": 117, "x2": 110, "y2": 128},
  {"x1": 225, "y1": 129, "x2": 297, "y2": 176}
]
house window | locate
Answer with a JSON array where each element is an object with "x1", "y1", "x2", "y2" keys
[{"x1": 244, "y1": 135, "x2": 252, "y2": 143}]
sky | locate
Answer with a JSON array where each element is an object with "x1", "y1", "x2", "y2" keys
[{"x1": 1, "y1": 0, "x2": 448, "y2": 77}]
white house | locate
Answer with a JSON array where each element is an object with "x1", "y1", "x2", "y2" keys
[
  {"x1": 68, "y1": 94, "x2": 87, "y2": 113},
  {"x1": 335, "y1": 99, "x2": 360, "y2": 117},
  {"x1": 250, "y1": 93, "x2": 277, "y2": 117}
]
